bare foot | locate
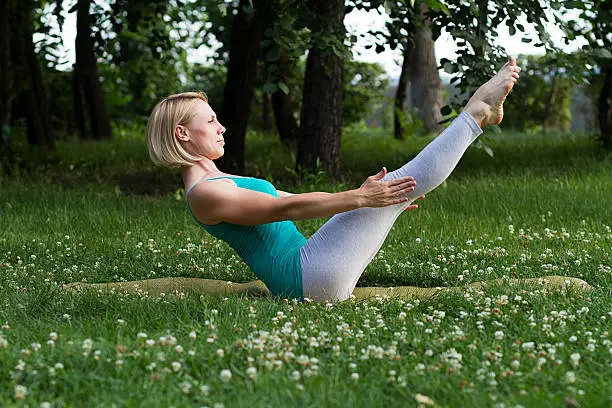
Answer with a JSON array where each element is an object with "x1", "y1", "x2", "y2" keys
[{"x1": 464, "y1": 56, "x2": 521, "y2": 128}]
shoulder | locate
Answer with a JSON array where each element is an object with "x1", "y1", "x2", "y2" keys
[
  {"x1": 188, "y1": 178, "x2": 235, "y2": 205},
  {"x1": 187, "y1": 179, "x2": 237, "y2": 225}
]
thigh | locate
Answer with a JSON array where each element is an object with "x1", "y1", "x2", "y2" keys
[{"x1": 300, "y1": 201, "x2": 410, "y2": 301}]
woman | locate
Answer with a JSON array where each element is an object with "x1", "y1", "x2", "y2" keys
[{"x1": 67, "y1": 57, "x2": 589, "y2": 300}]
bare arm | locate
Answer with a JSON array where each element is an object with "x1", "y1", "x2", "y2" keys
[{"x1": 189, "y1": 167, "x2": 418, "y2": 226}]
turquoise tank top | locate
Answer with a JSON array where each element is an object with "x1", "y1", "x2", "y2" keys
[{"x1": 186, "y1": 176, "x2": 307, "y2": 298}]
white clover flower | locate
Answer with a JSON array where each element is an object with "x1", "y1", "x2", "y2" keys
[
  {"x1": 510, "y1": 360, "x2": 520, "y2": 371},
  {"x1": 145, "y1": 339, "x2": 155, "y2": 348},
  {"x1": 82, "y1": 338, "x2": 93, "y2": 353},
  {"x1": 116, "y1": 319, "x2": 126, "y2": 326},
  {"x1": 175, "y1": 345, "x2": 184, "y2": 353},
  {"x1": 494, "y1": 331, "x2": 505, "y2": 340},
  {"x1": 49, "y1": 332, "x2": 58, "y2": 341},
  {"x1": 220, "y1": 369, "x2": 232, "y2": 383},
  {"x1": 189, "y1": 330, "x2": 197, "y2": 340},
  {"x1": 200, "y1": 385, "x2": 211, "y2": 396},
  {"x1": 424, "y1": 349, "x2": 434, "y2": 357},
  {"x1": 0, "y1": 335, "x2": 7, "y2": 348},
  {"x1": 180, "y1": 381, "x2": 192, "y2": 394},
  {"x1": 570, "y1": 353, "x2": 581, "y2": 367},
  {"x1": 569, "y1": 336, "x2": 577, "y2": 343},
  {"x1": 216, "y1": 349, "x2": 225, "y2": 358},
  {"x1": 54, "y1": 362, "x2": 64, "y2": 370},
  {"x1": 566, "y1": 371, "x2": 576, "y2": 384},
  {"x1": 40, "y1": 402, "x2": 51, "y2": 408},
  {"x1": 246, "y1": 367, "x2": 257, "y2": 380},
  {"x1": 171, "y1": 361, "x2": 181, "y2": 372},
  {"x1": 351, "y1": 373, "x2": 359, "y2": 381},
  {"x1": 14, "y1": 385, "x2": 27, "y2": 400},
  {"x1": 415, "y1": 238, "x2": 421, "y2": 243},
  {"x1": 348, "y1": 363, "x2": 357, "y2": 370},
  {"x1": 521, "y1": 342, "x2": 535, "y2": 351},
  {"x1": 296, "y1": 355, "x2": 310, "y2": 365},
  {"x1": 290, "y1": 370, "x2": 301, "y2": 381},
  {"x1": 136, "y1": 332, "x2": 148, "y2": 339}
]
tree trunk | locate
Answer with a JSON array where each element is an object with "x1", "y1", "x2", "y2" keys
[
  {"x1": 271, "y1": 49, "x2": 300, "y2": 143},
  {"x1": 76, "y1": 0, "x2": 112, "y2": 140},
  {"x1": 599, "y1": 64, "x2": 612, "y2": 150},
  {"x1": 218, "y1": 0, "x2": 262, "y2": 173},
  {"x1": 72, "y1": 65, "x2": 87, "y2": 140},
  {"x1": 394, "y1": 42, "x2": 411, "y2": 140},
  {"x1": 475, "y1": 0, "x2": 489, "y2": 60},
  {"x1": 262, "y1": 92, "x2": 271, "y2": 131},
  {"x1": 0, "y1": 0, "x2": 12, "y2": 140},
  {"x1": 297, "y1": 0, "x2": 345, "y2": 179},
  {"x1": 17, "y1": 6, "x2": 54, "y2": 149},
  {"x1": 409, "y1": 4, "x2": 443, "y2": 134}
]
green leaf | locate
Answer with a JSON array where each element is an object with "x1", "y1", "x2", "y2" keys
[
  {"x1": 278, "y1": 82, "x2": 290, "y2": 95},
  {"x1": 443, "y1": 62, "x2": 455, "y2": 74}
]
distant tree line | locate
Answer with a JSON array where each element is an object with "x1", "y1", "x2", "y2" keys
[{"x1": 0, "y1": 0, "x2": 609, "y2": 178}]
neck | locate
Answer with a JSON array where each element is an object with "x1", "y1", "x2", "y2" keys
[{"x1": 182, "y1": 159, "x2": 224, "y2": 190}]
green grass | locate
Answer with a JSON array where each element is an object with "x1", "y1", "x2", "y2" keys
[{"x1": 0, "y1": 126, "x2": 611, "y2": 407}]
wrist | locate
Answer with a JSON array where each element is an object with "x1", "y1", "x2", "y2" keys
[{"x1": 347, "y1": 189, "x2": 365, "y2": 209}]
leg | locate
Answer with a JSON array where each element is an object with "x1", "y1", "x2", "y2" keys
[
  {"x1": 300, "y1": 58, "x2": 522, "y2": 302},
  {"x1": 63, "y1": 278, "x2": 271, "y2": 297}
]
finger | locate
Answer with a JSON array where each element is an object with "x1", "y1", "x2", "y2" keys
[
  {"x1": 404, "y1": 204, "x2": 419, "y2": 211},
  {"x1": 393, "y1": 197, "x2": 411, "y2": 205},
  {"x1": 413, "y1": 194, "x2": 425, "y2": 202},
  {"x1": 390, "y1": 181, "x2": 416, "y2": 192},
  {"x1": 391, "y1": 176, "x2": 414, "y2": 183},
  {"x1": 373, "y1": 166, "x2": 387, "y2": 180}
]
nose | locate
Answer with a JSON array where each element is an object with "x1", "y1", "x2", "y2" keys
[{"x1": 218, "y1": 124, "x2": 226, "y2": 135}]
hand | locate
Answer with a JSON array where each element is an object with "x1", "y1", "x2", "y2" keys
[{"x1": 358, "y1": 167, "x2": 417, "y2": 208}]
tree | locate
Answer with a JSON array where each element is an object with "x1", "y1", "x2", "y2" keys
[
  {"x1": 296, "y1": 0, "x2": 346, "y2": 179},
  {"x1": 0, "y1": 0, "x2": 13, "y2": 146},
  {"x1": 109, "y1": 0, "x2": 180, "y2": 117},
  {"x1": 15, "y1": 1, "x2": 54, "y2": 149},
  {"x1": 408, "y1": 2, "x2": 442, "y2": 133},
  {"x1": 561, "y1": 0, "x2": 611, "y2": 148},
  {"x1": 259, "y1": 1, "x2": 308, "y2": 143},
  {"x1": 74, "y1": 0, "x2": 112, "y2": 140},
  {"x1": 361, "y1": 0, "x2": 446, "y2": 138},
  {"x1": 218, "y1": 0, "x2": 264, "y2": 173}
]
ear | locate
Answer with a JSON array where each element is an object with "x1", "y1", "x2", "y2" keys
[{"x1": 174, "y1": 125, "x2": 189, "y2": 142}]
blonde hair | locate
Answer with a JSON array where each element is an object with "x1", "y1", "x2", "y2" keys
[{"x1": 146, "y1": 91, "x2": 209, "y2": 168}]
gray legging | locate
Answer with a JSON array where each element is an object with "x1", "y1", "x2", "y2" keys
[{"x1": 299, "y1": 112, "x2": 483, "y2": 301}]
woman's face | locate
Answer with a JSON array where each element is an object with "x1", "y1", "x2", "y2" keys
[{"x1": 180, "y1": 99, "x2": 226, "y2": 160}]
